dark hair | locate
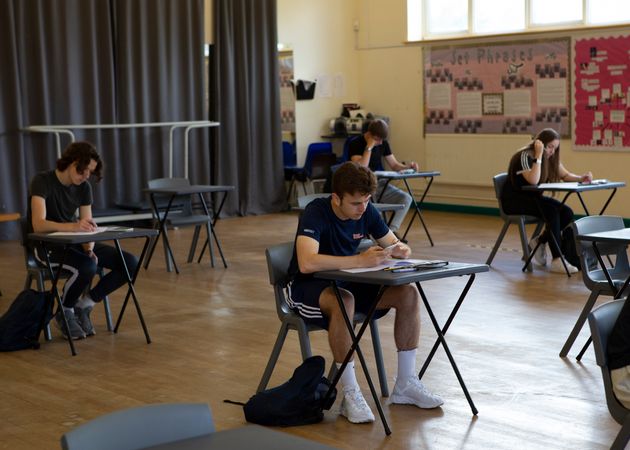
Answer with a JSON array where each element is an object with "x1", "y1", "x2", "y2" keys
[
  {"x1": 56, "y1": 141, "x2": 103, "y2": 181},
  {"x1": 332, "y1": 162, "x2": 377, "y2": 198},
  {"x1": 367, "y1": 119, "x2": 388, "y2": 140},
  {"x1": 510, "y1": 128, "x2": 561, "y2": 184}
]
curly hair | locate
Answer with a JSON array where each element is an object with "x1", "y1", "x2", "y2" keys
[{"x1": 56, "y1": 141, "x2": 103, "y2": 181}]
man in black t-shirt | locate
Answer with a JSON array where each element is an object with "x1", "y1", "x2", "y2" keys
[
  {"x1": 288, "y1": 162, "x2": 442, "y2": 425},
  {"x1": 348, "y1": 119, "x2": 418, "y2": 234},
  {"x1": 28, "y1": 141, "x2": 138, "y2": 340}
]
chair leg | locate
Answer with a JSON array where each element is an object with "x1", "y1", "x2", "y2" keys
[
  {"x1": 37, "y1": 274, "x2": 53, "y2": 342},
  {"x1": 611, "y1": 416, "x2": 630, "y2": 450},
  {"x1": 486, "y1": 222, "x2": 510, "y2": 265},
  {"x1": 517, "y1": 218, "x2": 534, "y2": 272},
  {"x1": 559, "y1": 290, "x2": 600, "y2": 357},
  {"x1": 257, "y1": 322, "x2": 291, "y2": 393},
  {"x1": 187, "y1": 225, "x2": 202, "y2": 263},
  {"x1": 370, "y1": 320, "x2": 389, "y2": 397}
]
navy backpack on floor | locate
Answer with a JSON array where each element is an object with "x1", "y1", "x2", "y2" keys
[{"x1": 0, "y1": 289, "x2": 54, "y2": 351}]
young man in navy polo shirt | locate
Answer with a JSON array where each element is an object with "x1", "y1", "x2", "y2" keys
[{"x1": 287, "y1": 162, "x2": 442, "y2": 424}]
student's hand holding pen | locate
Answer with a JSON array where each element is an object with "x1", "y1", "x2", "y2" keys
[
  {"x1": 381, "y1": 241, "x2": 411, "y2": 259},
  {"x1": 359, "y1": 246, "x2": 391, "y2": 267},
  {"x1": 76, "y1": 217, "x2": 98, "y2": 232}
]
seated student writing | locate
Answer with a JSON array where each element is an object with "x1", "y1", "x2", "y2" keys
[
  {"x1": 349, "y1": 119, "x2": 417, "y2": 235},
  {"x1": 28, "y1": 141, "x2": 138, "y2": 340},
  {"x1": 287, "y1": 161, "x2": 442, "y2": 424},
  {"x1": 501, "y1": 128, "x2": 593, "y2": 274}
]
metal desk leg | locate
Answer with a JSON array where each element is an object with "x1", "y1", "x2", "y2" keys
[
  {"x1": 113, "y1": 238, "x2": 151, "y2": 344},
  {"x1": 401, "y1": 177, "x2": 434, "y2": 246},
  {"x1": 197, "y1": 191, "x2": 229, "y2": 267},
  {"x1": 144, "y1": 193, "x2": 179, "y2": 273},
  {"x1": 41, "y1": 243, "x2": 77, "y2": 356},
  {"x1": 416, "y1": 277, "x2": 478, "y2": 415},
  {"x1": 323, "y1": 283, "x2": 392, "y2": 435}
]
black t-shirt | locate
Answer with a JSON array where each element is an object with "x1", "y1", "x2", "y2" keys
[
  {"x1": 348, "y1": 135, "x2": 392, "y2": 171},
  {"x1": 288, "y1": 196, "x2": 389, "y2": 281},
  {"x1": 27, "y1": 170, "x2": 92, "y2": 231},
  {"x1": 502, "y1": 148, "x2": 542, "y2": 201}
]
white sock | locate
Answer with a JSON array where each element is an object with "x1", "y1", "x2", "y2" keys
[
  {"x1": 337, "y1": 361, "x2": 359, "y2": 391},
  {"x1": 76, "y1": 294, "x2": 96, "y2": 310},
  {"x1": 397, "y1": 348, "x2": 417, "y2": 381}
]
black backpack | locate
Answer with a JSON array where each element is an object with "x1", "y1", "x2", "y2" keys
[
  {"x1": 0, "y1": 289, "x2": 54, "y2": 351},
  {"x1": 242, "y1": 356, "x2": 337, "y2": 427}
]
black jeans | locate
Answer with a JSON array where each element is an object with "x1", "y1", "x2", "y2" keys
[
  {"x1": 502, "y1": 194, "x2": 574, "y2": 259},
  {"x1": 37, "y1": 243, "x2": 138, "y2": 308}
]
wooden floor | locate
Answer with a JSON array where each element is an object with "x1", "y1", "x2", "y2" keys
[{"x1": 0, "y1": 210, "x2": 621, "y2": 449}]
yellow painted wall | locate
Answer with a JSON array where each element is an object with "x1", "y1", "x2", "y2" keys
[{"x1": 277, "y1": 0, "x2": 630, "y2": 216}]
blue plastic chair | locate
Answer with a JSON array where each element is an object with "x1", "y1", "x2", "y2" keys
[
  {"x1": 285, "y1": 142, "x2": 334, "y2": 202},
  {"x1": 282, "y1": 141, "x2": 296, "y2": 167}
]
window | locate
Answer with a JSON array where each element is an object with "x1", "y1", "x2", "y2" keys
[
  {"x1": 408, "y1": 0, "x2": 630, "y2": 40},
  {"x1": 530, "y1": 0, "x2": 582, "y2": 26}
]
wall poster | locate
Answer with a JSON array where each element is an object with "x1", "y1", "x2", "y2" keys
[
  {"x1": 573, "y1": 35, "x2": 630, "y2": 151},
  {"x1": 424, "y1": 39, "x2": 570, "y2": 136},
  {"x1": 279, "y1": 51, "x2": 295, "y2": 133}
]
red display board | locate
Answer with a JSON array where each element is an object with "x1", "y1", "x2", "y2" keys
[{"x1": 573, "y1": 35, "x2": 630, "y2": 151}]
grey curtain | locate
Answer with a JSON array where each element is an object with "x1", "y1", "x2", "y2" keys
[
  {"x1": 0, "y1": 0, "x2": 206, "y2": 240},
  {"x1": 212, "y1": 0, "x2": 286, "y2": 216}
]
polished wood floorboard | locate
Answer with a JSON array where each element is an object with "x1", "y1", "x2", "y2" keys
[{"x1": 0, "y1": 211, "x2": 621, "y2": 449}]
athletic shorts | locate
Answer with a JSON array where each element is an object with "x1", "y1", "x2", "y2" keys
[{"x1": 287, "y1": 278, "x2": 390, "y2": 329}]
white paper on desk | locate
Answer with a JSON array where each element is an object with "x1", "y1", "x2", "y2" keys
[
  {"x1": 537, "y1": 182, "x2": 579, "y2": 189},
  {"x1": 341, "y1": 259, "x2": 432, "y2": 273},
  {"x1": 374, "y1": 171, "x2": 399, "y2": 177},
  {"x1": 48, "y1": 226, "x2": 131, "y2": 236}
]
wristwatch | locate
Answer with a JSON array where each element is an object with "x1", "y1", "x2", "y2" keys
[{"x1": 533, "y1": 158, "x2": 542, "y2": 165}]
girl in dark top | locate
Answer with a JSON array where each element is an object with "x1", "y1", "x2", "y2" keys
[{"x1": 501, "y1": 128, "x2": 593, "y2": 274}]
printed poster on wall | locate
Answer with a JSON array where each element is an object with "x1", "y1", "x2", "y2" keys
[
  {"x1": 573, "y1": 35, "x2": 630, "y2": 151},
  {"x1": 279, "y1": 51, "x2": 295, "y2": 133},
  {"x1": 424, "y1": 39, "x2": 570, "y2": 136}
]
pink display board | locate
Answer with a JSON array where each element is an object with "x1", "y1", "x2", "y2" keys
[
  {"x1": 574, "y1": 35, "x2": 630, "y2": 151},
  {"x1": 424, "y1": 40, "x2": 569, "y2": 135}
]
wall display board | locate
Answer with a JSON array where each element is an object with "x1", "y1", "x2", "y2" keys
[
  {"x1": 279, "y1": 51, "x2": 295, "y2": 133},
  {"x1": 573, "y1": 35, "x2": 630, "y2": 151},
  {"x1": 424, "y1": 39, "x2": 570, "y2": 136}
]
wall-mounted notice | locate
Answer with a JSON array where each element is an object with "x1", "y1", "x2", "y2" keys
[
  {"x1": 574, "y1": 35, "x2": 630, "y2": 151},
  {"x1": 424, "y1": 39, "x2": 570, "y2": 135}
]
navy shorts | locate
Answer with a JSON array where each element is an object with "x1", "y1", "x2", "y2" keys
[{"x1": 287, "y1": 278, "x2": 390, "y2": 329}]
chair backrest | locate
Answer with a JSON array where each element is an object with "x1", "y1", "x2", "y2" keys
[
  {"x1": 282, "y1": 141, "x2": 296, "y2": 166},
  {"x1": 18, "y1": 217, "x2": 41, "y2": 271},
  {"x1": 303, "y1": 142, "x2": 333, "y2": 177},
  {"x1": 572, "y1": 216, "x2": 630, "y2": 289},
  {"x1": 588, "y1": 299, "x2": 629, "y2": 423},
  {"x1": 60, "y1": 403, "x2": 214, "y2": 450},
  {"x1": 341, "y1": 136, "x2": 359, "y2": 162},
  {"x1": 310, "y1": 153, "x2": 338, "y2": 181},
  {"x1": 297, "y1": 193, "x2": 330, "y2": 209},
  {"x1": 492, "y1": 173, "x2": 509, "y2": 219},
  {"x1": 265, "y1": 242, "x2": 295, "y2": 321},
  {"x1": 147, "y1": 177, "x2": 193, "y2": 215}
]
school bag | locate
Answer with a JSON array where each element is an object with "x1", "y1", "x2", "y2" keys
[
  {"x1": 241, "y1": 356, "x2": 337, "y2": 427},
  {"x1": 0, "y1": 289, "x2": 54, "y2": 351}
]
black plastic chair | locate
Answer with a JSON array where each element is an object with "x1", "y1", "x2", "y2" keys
[
  {"x1": 486, "y1": 173, "x2": 544, "y2": 271},
  {"x1": 257, "y1": 242, "x2": 389, "y2": 397},
  {"x1": 560, "y1": 216, "x2": 630, "y2": 358},
  {"x1": 60, "y1": 402, "x2": 214, "y2": 450},
  {"x1": 588, "y1": 300, "x2": 630, "y2": 450},
  {"x1": 19, "y1": 218, "x2": 113, "y2": 340}
]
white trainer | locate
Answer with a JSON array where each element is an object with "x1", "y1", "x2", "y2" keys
[
  {"x1": 529, "y1": 236, "x2": 548, "y2": 266},
  {"x1": 390, "y1": 377, "x2": 444, "y2": 409},
  {"x1": 550, "y1": 258, "x2": 578, "y2": 274},
  {"x1": 340, "y1": 387, "x2": 375, "y2": 423}
]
